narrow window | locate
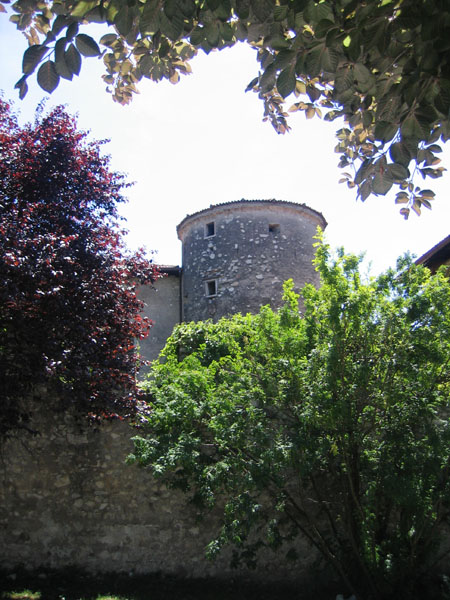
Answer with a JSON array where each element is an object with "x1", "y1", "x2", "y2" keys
[
  {"x1": 269, "y1": 224, "x2": 280, "y2": 234},
  {"x1": 205, "y1": 221, "x2": 215, "y2": 237},
  {"x1": 205, "y1": 279, "x2": 218, "y2": 297}
]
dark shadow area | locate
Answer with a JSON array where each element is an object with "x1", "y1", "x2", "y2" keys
[{"x1": 0, "y1": 567, "x2": 340, "y2": 600}]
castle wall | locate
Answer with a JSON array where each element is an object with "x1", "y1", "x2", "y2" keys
[
  {"x1": 177, "y1": 200, "x2": 326, "y2": 323},
  {"x1": 0, "y1": 398, "x2": 319, "y2": 581},
  {"x1": 138, "y1": 268, "x2": 180, "y2": 364}
]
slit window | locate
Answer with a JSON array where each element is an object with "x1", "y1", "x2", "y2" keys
[
  {"x1": 205, "y1": 221, "x2": 215, "y2": 237},
  {"x1": 205, "y1": 279, "x2": 218, "y2": 297},
  {"x1": 269, "y1": 223, "x2": 280, "y2": 234}
]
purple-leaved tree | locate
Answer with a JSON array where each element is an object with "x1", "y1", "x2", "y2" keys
[{"x1": 0, "y1": 98, "x2": 157, "y2": 436}]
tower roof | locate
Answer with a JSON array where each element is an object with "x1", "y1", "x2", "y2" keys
[{"x1": 177, "y1": 199, "x2": 327, "y2": 240}]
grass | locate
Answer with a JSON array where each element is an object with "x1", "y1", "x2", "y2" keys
[
  {"x1": 1, "y1": 568, "x2": 333, "y2": 600},
  {"x1": 3, "y1": 592, "x2": 41, "y2": 600}
]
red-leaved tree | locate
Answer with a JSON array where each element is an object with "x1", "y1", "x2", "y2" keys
[{"x1": 0, "y1": 98, "x2": 157, "y2": 436}]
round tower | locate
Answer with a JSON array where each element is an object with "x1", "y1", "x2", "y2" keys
[{"x1": 177, "y1": 199, "x2": 327, "y2": 323}]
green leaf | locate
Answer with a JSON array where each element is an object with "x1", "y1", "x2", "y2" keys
[
  {"x1": 347, "y1": 32, "x2": 362, "y2": 62},
  {"x1": 395, "y1": 192, "x2": 409, "y2": 204},
  {"x1": 164, "y1": 0, "x2": 179, "y2": 19},
  {"x1": 273, "y1": 5, "x2": 288, "y2": 21},
  {"x1": 388, "y1": 163, "x2": 410, "y2": 181},
  {"x1": 306, "y1": 85, "x2": 320, "y2": 102},
  {"x1": 235, "y1": 0, "x2": 250, "y2": 19},
  {"x1": 334, "y1": 65, "x2": 354, "y2": 93},
  {"x1": 276, "y1": 68, "x2": 296, "y2": 98},
  {"x1": 434, "y1": 80, "x2": 450, "y2": 116},
  {"x1": 354, "y1": 63, "x2": 371, "y2": 83},
  {"x1": 306, "y1": 42, "x2": 339, "y2": 77},
  {"x1": 100, "y1": 33, "x2": 118, "y2": 47},
  {"x1": 206, "y1": 0, "x2": 221, "y2": 12},
  {"x1": 140, "y1": 0, "x2": 161, "y2": 34},
  {"x1": 358, "y1": 179, "x2": 371, "y2": 202},
  {"x1": 75, "y1": 34, "x2": 101, "y2": 57},
  {"x1": 178, "y1": 0, "x2": 196, "y2": 18},
  {"x1": 114, "y1": 5, "x2": 135, "y2": 37},
  {"x1": 54, "y1": 38, "x2": 73, "y2": 80},
  {"x1": 354, "y1": 159, "x2": 372, "y2": 185},
  {"x1": 52, "y1": 15, "x2": 70, "y2": 36},
  {"x1": 190, "y1": 26, "x2": 205, "y2": 46},
  {"x1": 205, "y1": 23, "x2": 220, "y2": 47},
  {"x1": 419, "y1": 189, "x2": 436, "y2": 199},
  {"x1": 372, "y1": 169, "x2": 394, "y2": 195},
  {"x1": 389, "y1": 142, "x2": 412, "y2": 167},
  {"x1": 245, "y1": 76, "x2": 259, "y2": 92},
  {"x1": 214, "y1": 0, "x2": 232, "y2": 22},
  {"x1": 221, "y1": 23, "x2": 234, "y2": 42},
  {"x1": 66, "y1": 21, "x2": 79, "y2": 41},
  {"x1": 260, "y1": 62, "x2": 277, "y2": 93},
  {"x1": 70, "y1": 1, "x2": 100, "y2": 18},
  {"x1": 14, "y1": 75, "x2": 28, "y2": 100},
  {"x1": 37, "y1": 60, "x2": 60, "y2": 93},
  {"x1": 374, "y1": 120, "x2": 398, "y2": 143},
  {"x1": 251, "y1": 0, "x2": 274, "y2": 23},
  {"x1": 401, "y1": 113, "x2": 428, "y2": 140},
  {"x1": 269, "y1": 34, "x2": 290, "y2": 50},
  {"x1": 22, "y1": 45, "x2": 48, "y2": 75},
  {"x1": 274, "y1": 50, "x2": 296, "y2": 70},
  {"x1": 85, "y1": 5, "x2": 107, "y2": 23},
  {"x1": 304, "y1": 0, "x2": 333, "y2": 25},
  {"x1": 314, "y1": 19, "x2": 334, "y2": 39},
  {"x1": 419, "y1": 197, "x2": 432, "y2": 209},
  {"x1": 106, "y1": 0, "x2": 120, "y2": 23},
  {"x1": 159, "y1": 11, "x2": 184, "y2": 41},
  {"x1": 411, "y1": 199, "x2": 421, "y2": 216},
  {"x1": 65, "y1": 43, "x2": 82, "y2": 76}
]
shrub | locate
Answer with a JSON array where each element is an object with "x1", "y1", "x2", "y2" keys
[{"x1": 130, "y1": 239, "x2": 450, "y2": 599}]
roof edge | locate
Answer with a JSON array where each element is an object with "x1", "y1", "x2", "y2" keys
[
  {"x1": 415, "y1": 234, "x2": 450, "y2": 267},
  {"x1": 177, "y1": 199, "x2": 327, "y2": 238}
]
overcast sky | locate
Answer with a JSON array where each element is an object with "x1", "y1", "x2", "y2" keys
[{"x1": 1, "y1": 15, "x2": 449, "y2": 274}]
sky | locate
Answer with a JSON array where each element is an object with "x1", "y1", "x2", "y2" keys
[{"x1": 1, "y1": 15, "x2": 449, "y2": 275}]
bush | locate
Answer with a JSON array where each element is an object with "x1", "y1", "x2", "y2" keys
[{"x1": 130, "y1": 238, "x2": 450, "y2": 599}]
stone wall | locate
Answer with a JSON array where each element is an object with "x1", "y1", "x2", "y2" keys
[
  {"x1": 177, "y1": 200, "x2": 326, "y2": 323},
  {"x1": 138, "y1": 268, "x2": 180, "y2": 364},
  {"x1": 0, "y1": 398, "x2": 319, "y2": 581}
]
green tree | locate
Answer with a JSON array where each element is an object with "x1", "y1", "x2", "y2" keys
[
  {"x1": 130, "y1": 240, "x2": 450, "y2": 599},
  {"x1": 3, "y1": 0, "x2": 450, "y2": 217}
]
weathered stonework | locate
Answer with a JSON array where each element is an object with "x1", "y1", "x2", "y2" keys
[
  {"x1": 177, "y1": 200, "x2": 326, "y2": 323},
  {"x1": 137, "y1": 267, "x2": 181, "y2": 365},
  {"x1": 0, "y1": 397, "x2": 319, "y2": 580}
]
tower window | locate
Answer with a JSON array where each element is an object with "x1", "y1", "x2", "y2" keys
[
  {"x1": 205, "y1": 221, "x2": 215, "y2": 237},
  {"x1": 205, "y1": 279, "x2": 218, "y2": 297},
  {"x1": 269, "y1": 224, "x2": 280, "y2": 234}
]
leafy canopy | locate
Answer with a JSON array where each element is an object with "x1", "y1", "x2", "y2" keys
[
  {"x1": 130, "y1": 240, "x2": 450, "y2": 599},
  {"x1": 3, "y1": 0, "x2": 450, "y2": 217},
  {"x1": 0, "y1": 97, "x2": 157, "y2": 436}
]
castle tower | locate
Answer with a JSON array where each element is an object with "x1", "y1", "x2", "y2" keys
[{"x1": 177, "y1": 199, "x2": 327, "y2": 323}]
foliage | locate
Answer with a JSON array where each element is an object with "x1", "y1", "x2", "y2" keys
[
  {"x1": 0, "y1": 97, "x2": 157, "y2": 436},
  {"x1": 2, "y1": 0, "x2": 450, "y2": 216},
  {"x1": 130, "y1": 239, "x2": 450, "y2": 600}
]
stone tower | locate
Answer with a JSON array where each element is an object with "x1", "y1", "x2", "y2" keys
[{"x1": 177, "y1": 199, "x2": 326, "y2": 323}]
